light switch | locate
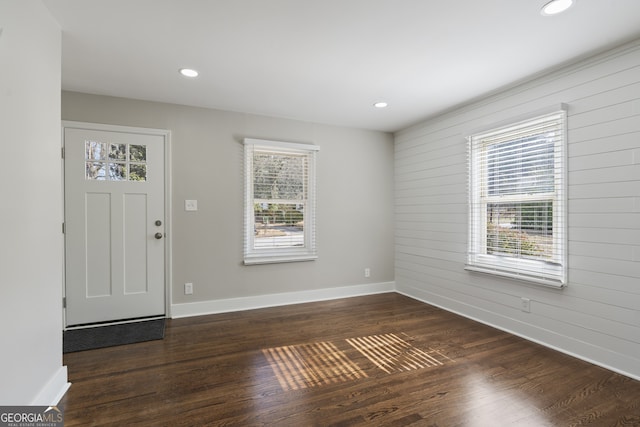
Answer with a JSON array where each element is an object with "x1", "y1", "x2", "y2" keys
[{"x1": 185, "y1": 200, "x2": 198, "y2": 211}]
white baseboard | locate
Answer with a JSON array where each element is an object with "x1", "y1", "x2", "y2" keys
[
  {"x1": 171, "y1": 282, "x2": 396, "y2": 318},
  {"x1": 31, "y1": 366, "x2": 71, "y2": 405}
]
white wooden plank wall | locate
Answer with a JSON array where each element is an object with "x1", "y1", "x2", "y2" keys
[{"x1": 394, "y1": 39, "x2": 640, "y2": 380}]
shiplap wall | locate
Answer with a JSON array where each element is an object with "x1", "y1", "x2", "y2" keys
[{"x1": 395, "y1": 38, "x2": 640, "y2": 380}]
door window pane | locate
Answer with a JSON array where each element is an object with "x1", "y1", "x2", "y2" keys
[
  {"x1": 109, "y1": 143, "x2": 127, "y2": 160},
  {"x1": 86, "y1": 141, "x2": 106, "y2": 160},
  {"x1": 86, "y1": 162, "x2": 106, "y2": 180},
  {"x1": 109, "y1": 163, "x2": 127, "y2": 181},
  {"x1": 130, "y1": 145, "x2": 146, "y2": 162},
  {"x1": 84, "y1": 141, "x2": 147, "y2": 181},
  {"x1": 129, "y1": 164, "x2": 147, "y2": 181}
]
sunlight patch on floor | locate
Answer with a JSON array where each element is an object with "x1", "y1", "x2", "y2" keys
[
  {"x1": 262, "y1": 341, "x2": 368, "y2": 391},
  {"x1": 346, "y1": 333, "x2": 454, "y2": 374},
  {"x1": 263, "y1": 333, "x2": 455, "y2": 391}
]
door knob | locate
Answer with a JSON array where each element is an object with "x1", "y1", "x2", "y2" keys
[{"x1": 155, "y1": 232, "x2": 163, "y2": 240}]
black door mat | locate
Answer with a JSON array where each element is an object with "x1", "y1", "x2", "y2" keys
[{"x1": 64, "y1": 318, "x2": 165, "y2": 353}]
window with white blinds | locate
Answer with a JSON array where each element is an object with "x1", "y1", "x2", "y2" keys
[
  {"x1": 466, "y1": 108, "x2": 567, "y2": 287},
  {"x1": 243, "y1": 138, "x2": 319, "y2": 265}
]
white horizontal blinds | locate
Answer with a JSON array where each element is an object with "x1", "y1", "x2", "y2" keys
[
  {"x1": 467, "y1": 110, "x2": 567, "y2": 287},
  {"x1": 243, "y1": 139, "x2": 318, "y2": 264},
  {"x1": 253, "y1": 149, "x2": 308, "y2": 249}
]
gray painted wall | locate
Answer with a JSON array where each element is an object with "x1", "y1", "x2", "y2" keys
[
  {"x1": 0, "y1": 0, "x2": 67, "y2": 404},
  {"x1": 62, "y1": 92, "x2": 395, "y2": 311},
  {"x1": 395, "y1": 39, "x2": 640, "y2": 379}
]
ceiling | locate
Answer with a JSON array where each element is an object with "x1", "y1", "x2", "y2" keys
[{"x1": 43, "y1": 0, "x2": 640, "y2": 133}]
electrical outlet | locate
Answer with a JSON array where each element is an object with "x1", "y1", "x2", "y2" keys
[
  {"x1": 364, "y1": 268, "x2": 371, "y2": 278},
  {"x1": 521, "y1": 297, "x2": 531, "y2": 313},
  {"x1": 185, "y1": 200, "x2": 198, "y2": 211},
  {"x1": 185, "y1": 283, "x2": 193, "y2": 295}
]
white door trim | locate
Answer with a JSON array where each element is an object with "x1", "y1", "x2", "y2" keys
[{"x1": 61, "y1": 121, "x2": 172, "y2": 328}]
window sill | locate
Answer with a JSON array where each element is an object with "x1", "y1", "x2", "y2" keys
[
  {"x1": 465, "y1": 264, "x2": 565, "y2": 289},
  {"x1": 244, "y1": 254, "x2": 318, "y2": 265}
]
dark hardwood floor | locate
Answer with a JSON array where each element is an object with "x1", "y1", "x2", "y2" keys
[{"x1": 60, "y1": 293, "x2": 640, "y2": 426}]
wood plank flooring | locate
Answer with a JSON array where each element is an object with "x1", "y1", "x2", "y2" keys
[{"x1": 60, "y1": 293, "x2": 640, "y2": 426}]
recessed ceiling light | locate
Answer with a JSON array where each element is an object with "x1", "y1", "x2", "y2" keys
[
  {"x1": 179, "y1": 68, "x2": 199, "y2": 78},
  {"x1": 374, "y1": 102, "x2": 388, "y2": 108},
  {"x1": 541, "y1": 0, "x2": 574, "y2": 16}
]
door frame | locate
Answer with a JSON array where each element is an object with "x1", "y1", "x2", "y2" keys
[{"x1": 61, "y1": 121, "x2": 172, "y2": 329}]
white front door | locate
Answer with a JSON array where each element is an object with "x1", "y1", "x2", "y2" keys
[{"x1": 64, "y1": 123, "x2": 168, "y2": 326}]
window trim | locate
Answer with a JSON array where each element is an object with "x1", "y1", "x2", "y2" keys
[
  {"x1": 465, "y1": 106, "x2": 568, "y2": 288},
  {"x1": 243, "y1": 138, "x2": 319, "y2": 265}
]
